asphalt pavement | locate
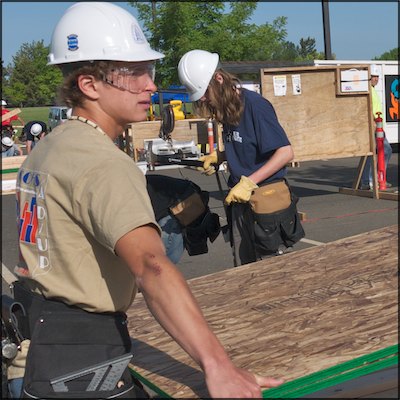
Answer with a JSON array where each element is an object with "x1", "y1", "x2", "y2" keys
[{"x1": 2, "y1": 153, "x2": 398, "y2": 294}]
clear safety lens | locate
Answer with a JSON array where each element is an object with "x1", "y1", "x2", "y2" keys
[{"x1": 104, "y1": 63, "x2": 155, "y2": 93}]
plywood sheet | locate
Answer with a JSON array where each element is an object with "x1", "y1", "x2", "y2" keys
[
  {"x1": 261, "y1": 66, "x2": 373, "y2": 162},
  {"x1": 127, "y1": 225, "x2": 398, "y2": 398},
  {"x1": 1, "y1": 155, "x2": 26, "y2": 171}
]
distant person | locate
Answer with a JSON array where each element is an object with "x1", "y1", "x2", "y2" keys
[
  {"x1": 178, "y1": 49, "x2": 304, "y2": 266},
  {"x1": 1, "y1": 124, "x2": 17, "y2": 139},
  {"x1": 1, "y1": 136, "x2": 23, "y2": 157},
  {"x1": 1, "y1": 100, "x2": 25, "y2": 128},
  {"x1": 360, "y1": 64, "x2": 393, "y2": 190},
  {"x1": 23, "y1": 120, "x2": 47, "y2": 154}
]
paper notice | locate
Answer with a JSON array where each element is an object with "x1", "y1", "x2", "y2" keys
[
  {"x1": 273, "y1": 75, "x2": 287, "y2": 96},
  {"x1": 292, "y1": 74, "x2": 302, "y2": 95}
]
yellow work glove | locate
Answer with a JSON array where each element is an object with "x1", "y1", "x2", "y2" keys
[
  {"x1": 225, "y1": 176, "x2": 258, "y2": 205},
  {"x1": 197, "y1": 151, "x2": 225, "y2": 176}
]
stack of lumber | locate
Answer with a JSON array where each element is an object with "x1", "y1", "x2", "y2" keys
[
  {"x1": 127, "y1": 225, "x2": 398, "y2": 398},
  {"x1": 2, "y1": 155, "x2": 26, "y2": 194}
]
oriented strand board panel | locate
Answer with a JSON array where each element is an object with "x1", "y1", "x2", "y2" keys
[
  {"x1": 261, "y1": 65, "x2": 373, "y2": 162},
  {"x1": 127, "y1": 225, "x2": 398, "y2": 398}
]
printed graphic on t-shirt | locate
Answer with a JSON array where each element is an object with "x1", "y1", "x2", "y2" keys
[
  {"x1": 224, "y1": 129, "x2": 243, "y2": 143},
  {"x1": 16, "y1": 168, "x2": 50, "y2": 277}
]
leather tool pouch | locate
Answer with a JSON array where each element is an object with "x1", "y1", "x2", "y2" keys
[
  {"x1": 169, "y1": 190, "x2": 206, "y2": 227},
  {"x1": 249, "y1": 179, "x2": 305, "y2": 255},
  {"x1": 13, "y1": 282, "x2": 141, "y2": 399}
]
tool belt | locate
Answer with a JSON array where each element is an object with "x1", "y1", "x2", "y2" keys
[
  {"x1": 249, "y1": 179, "x2": 305, "y2": 255},
  {"x1": 146, "y1": 175, "x2": 221, "y2": 256},
  {"x1": 12, "y1": 281, "x2": 144, "y2": 399}
]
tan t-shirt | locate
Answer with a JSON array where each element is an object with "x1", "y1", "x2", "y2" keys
[{"x1": 15, "y1": 120, "x2": 159, "y2": 313}]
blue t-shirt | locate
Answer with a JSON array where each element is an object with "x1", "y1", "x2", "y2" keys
[{"x1": 223, "y1": 89, "x2": 290, "y2": 187}]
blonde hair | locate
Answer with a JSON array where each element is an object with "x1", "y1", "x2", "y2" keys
[{"x1": 194, "y1": 69, "x2": 244, "y2": 126}]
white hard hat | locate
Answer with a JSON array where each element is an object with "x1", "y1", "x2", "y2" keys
[
  {"x1": 1, "y1": 137, "x2": 14, "y2": 147},
  {"x1": 370, "y1": 64, "x2": 380, "y2": 76},
  {"x1": 1, "y1": 100, "x2": 7, "y2": 106},
  {"x1": 30, "y1": 123, "x2": 43, "y2": 136},
  {"x1": 47, "y1": 2, "x2": 164, "y2": 65},
  {"x1": 178, "y1": 50, "x2": 220, "y2": 101}
]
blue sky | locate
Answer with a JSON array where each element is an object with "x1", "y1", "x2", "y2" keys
[{"x1": 1, "y1": 1, "x2": 398, "y2": 67}]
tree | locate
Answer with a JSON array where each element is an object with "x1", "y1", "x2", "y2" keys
[
  {"x1": 129, "y1": 1, "x2": 298, "y2": 87},
  {"x1": 3, "y1": 40, "x2": 63, "y2": 107},
  {"x1": 374, "y1": 47, "x2": 399, "y2": 61},
  {"x1": 296, "y1": 37, "x2": 326, "y2": 61}
]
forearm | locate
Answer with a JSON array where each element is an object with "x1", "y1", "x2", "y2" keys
[
  {"x1": 140, "y1": 257, "x2": 231, "y2": 370},
  {"x1": 115, "y1": 226, "x2": 231, "y2": 371},
  {"x1": 115, "y1": 225, "x2": 284, "y2": 397},
  {"x1": 249, "y1": 145, "x2": 293, "y2": 184}
]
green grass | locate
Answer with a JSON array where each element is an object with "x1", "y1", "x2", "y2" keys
[{"x1": 20, "y1": 106, "x2": 50, "y2": 123}]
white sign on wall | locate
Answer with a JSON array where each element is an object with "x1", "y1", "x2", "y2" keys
[{"x1": 340, "y1": 69, "x2": 369, "y2": 93}]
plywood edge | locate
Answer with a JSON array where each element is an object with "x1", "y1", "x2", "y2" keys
[
  {"x1": 262, "y1": 345, "x2": 398, "y2": 399},
  {"x1": 1, "y1": 155, "x2": 26, "y2": 171},
  {"x1": 301, "y1": 366, "x2": 398, "y2": 398}
]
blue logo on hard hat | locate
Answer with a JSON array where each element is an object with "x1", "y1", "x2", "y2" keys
[{"x1": 67, "y1": 34, "x2": 79, "y2": 51}]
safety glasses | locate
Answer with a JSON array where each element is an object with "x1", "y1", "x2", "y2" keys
[{"x1": 103, "y1": 63, "x2": 156, "y2": 94}]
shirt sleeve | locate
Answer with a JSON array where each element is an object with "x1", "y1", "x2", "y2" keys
[{"x1": 73, "y1": 157, "x2": 160, "y2": 252}]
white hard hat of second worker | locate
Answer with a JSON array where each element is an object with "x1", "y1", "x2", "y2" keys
[
  {"x1": 30, "y1": 123, "x2": 43, "y2": 136},
  {"x1": 2, "y1": 137, "x2": 14, "y2": 147},
  {"x1": 1, "y1": 100, "x2": 7, "y2": 106},
  {"x1": 178, "y1": 50, "x2": 220, "y2": 102},
  {"x1": 47, "y1": 2, "x2": 164, "y2": 65},
  {"x1": 370, "y1": 64, "x2": 380, "y2": 76}
]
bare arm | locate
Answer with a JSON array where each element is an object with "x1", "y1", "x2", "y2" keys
[
  {"x1": 115, "y1": 225, "x2": 283, "y2": 398},
  {"x1": 248, "y1": 145, "x2": 294, "y2": 184},
  {"x1": 26, "y1": 140, "x2": 32, "y2": 154}
]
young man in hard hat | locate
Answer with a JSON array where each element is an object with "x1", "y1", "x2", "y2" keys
[
  {"x1": 9, "y1": 3, "x2": 283, "y2": 399},
  {"x1": 22, "y1": 120, "x2": 47, "y2": 154},
  {"x1": 360, "y1": 64, "x2": 393, "y2": 190},
  {"x1": 178, "y1": 50, "x2": 303, "y2": 267},
  {"x1": 1, "y1": 136, "x2": 23, "y2": 157}
]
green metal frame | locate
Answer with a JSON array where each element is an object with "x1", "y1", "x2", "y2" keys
[
  {"x1": 129, "y1": 344, "x2": 398, "y2": 399},
  {"x1": 263, "y1": 344, "x2": 398, "y2": 398},
  {"x1": 1, "y1": 168, "x2": 19, "y2": 174}
]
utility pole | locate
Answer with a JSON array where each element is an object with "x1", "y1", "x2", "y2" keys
[
  {"x1": 322, "y1": 0, "x2": 333, "y2": 59},
  {"x1": 151, "y1": 0, "x2": 156, "y2": 24}
]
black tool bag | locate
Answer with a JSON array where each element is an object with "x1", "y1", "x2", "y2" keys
[
  {"x1": 146, "y1": 175, "x2": 221, "y2": 256},
  {"x1": 183, "y1": 207, "x2": 221, "y2": 256},
  {"x1": 250, "y1": 180, "x2": 305, "y2": 255},
  {"x1": 12, "y1": 282, "x2": 144, "y2": 399}
]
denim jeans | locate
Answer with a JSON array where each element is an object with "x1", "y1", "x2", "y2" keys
[
  {"x1": 158, "y1": 215, "x2": 184, "y2": 264},
  {"x1": 8, "y1": 377, "x2": 23, "y2": 399},
  {"x1": 361, "y1": 136, "x2": 392, "y2": 187}
]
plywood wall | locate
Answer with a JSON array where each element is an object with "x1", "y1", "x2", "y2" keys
[{"x1": 261, "y1": 65, "x2": 374, "y2": 162}]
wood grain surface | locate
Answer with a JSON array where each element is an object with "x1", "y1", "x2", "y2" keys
[
  {"x1": 127, "y1": 225, "x2": 398, "y2": 398},
  {"x1": 261, "y1": 65, "x2": 373, "y2": 162}
]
